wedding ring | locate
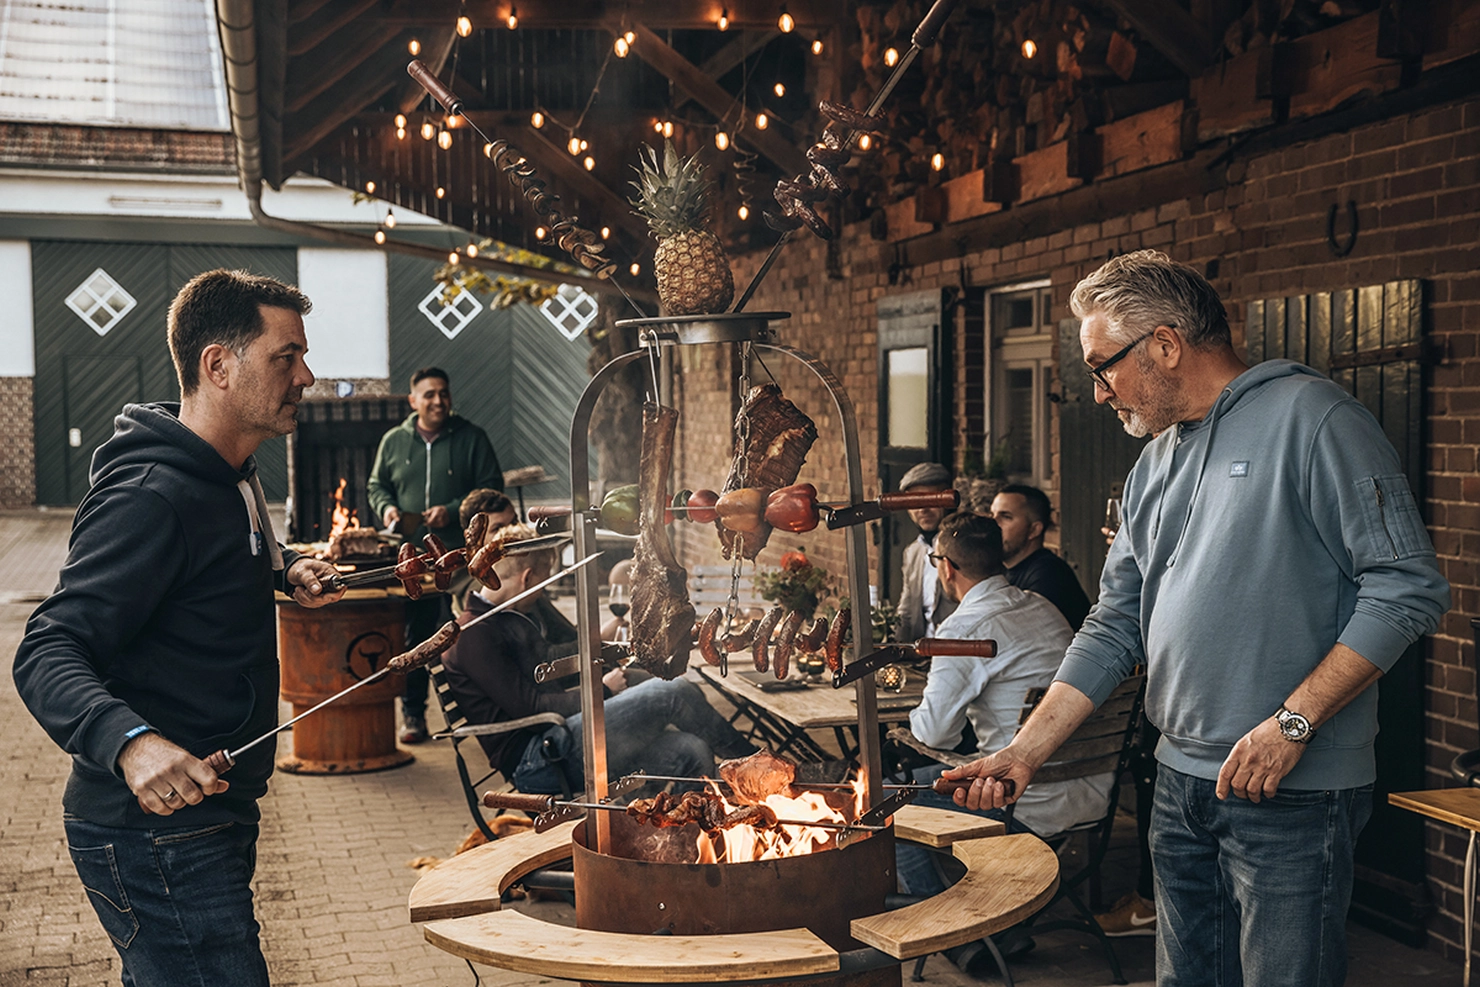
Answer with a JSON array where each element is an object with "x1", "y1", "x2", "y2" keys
[{"x1": 163, "y1": 789, "x2": 179, "y2": 800}]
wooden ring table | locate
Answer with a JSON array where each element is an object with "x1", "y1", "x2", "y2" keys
[
  {"x1": 408, "y1": 804, "x2": 1059, "y2": 983},
  {"x1": 1390, "y1": 789, "x2": 1480, "y2": 986}
]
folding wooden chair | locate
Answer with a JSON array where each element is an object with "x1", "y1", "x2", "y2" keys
[{"x1": 427, "y1": 657, "x2": 573, "y2": 843}]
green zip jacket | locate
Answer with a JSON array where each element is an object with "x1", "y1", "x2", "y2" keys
[{"x1": 366, "y1": 413, "x2": 502, "y2": 548}]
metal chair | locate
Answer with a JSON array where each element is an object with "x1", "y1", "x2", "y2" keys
[
  {"x1": 426, "y1": 657, "x2": 572, "y2": 842},
  {"x1": 886, "y1": 673, "x2": 1146, "y2": 985}
]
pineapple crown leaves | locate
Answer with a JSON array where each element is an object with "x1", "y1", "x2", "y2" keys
[{"x1": 628, "y1": 138, "x2": 717, "y2": 240}]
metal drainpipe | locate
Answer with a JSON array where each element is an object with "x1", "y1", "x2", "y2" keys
[{"x1": 211, "y1": 0, "x2": 638, "y2": 298}]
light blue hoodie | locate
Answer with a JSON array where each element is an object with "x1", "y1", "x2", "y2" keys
[{"x1": 1056, "y1": 359, "x2": 1449, "y2": 790}]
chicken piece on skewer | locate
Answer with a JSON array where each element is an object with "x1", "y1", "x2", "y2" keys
[{"x1": 718, "y1": 749, "x2": 798, "y2": 804}]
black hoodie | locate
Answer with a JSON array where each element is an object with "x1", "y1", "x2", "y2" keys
[{"x1": 13, "y1": 403, "x2": 299, "y2": 828}]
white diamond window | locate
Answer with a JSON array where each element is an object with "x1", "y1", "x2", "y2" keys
[
  {"x1": 417, "y1": 283, "x2": 481, "y2": 340},
  {"x1": 539, "y1": 284, "x2": 599, "y2": 341},
  {"x1": 66, "y1": 268, "x2": 137, "y2": 336}
]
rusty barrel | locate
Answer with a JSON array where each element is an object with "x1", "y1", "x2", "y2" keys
[{"x1": 275, "y1": 591, "x2": 414, "y2": 774}]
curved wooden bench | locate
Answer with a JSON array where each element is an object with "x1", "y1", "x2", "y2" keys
[
  {"x1": 891, "y1": 803, "x2": 1005, "y2": 848},
  {"x1": 849, "y1": 833, "x2": 1060, "y2": 959},
  {"x1": 408, "y1": 820, "x2": 578, "y2": 922},
  {"x1": 423, "y1": 910, "x2": 839, "y2": 983}
]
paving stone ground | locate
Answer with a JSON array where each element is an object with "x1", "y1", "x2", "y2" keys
[{"x1": 0, "y1": 507, "x2": 1461, "y2": 986}]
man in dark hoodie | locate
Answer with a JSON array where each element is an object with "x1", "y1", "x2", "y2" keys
[
  {"x1": 942, "y1": 250, "x2": 1449, "y2": 986},
  {"x1": 367, "y1": 367, "x2": 502, "y2": 743},
  {"x1": 13, "y1": 269, "x2": 344, "y2": 986}
]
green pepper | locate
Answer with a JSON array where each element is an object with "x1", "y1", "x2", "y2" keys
[{"x1": 600, "y1": 484, "x2": 641, "y2": 535}]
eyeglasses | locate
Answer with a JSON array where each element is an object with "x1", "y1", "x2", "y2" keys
[
  {"x1": 1086, "y1": 329, "x2": 1161, "y2": 391},
  {"x1": 927, "y1": 552, "x2": 954, "y2": 570}
]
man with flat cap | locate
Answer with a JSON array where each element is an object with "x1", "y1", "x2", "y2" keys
[{"x1": 896, "y1": 462, "x2": 957, "y2": 641}]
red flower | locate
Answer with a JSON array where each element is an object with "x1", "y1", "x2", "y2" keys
[{"x1": 780, "y1": 549, "x2": 809, "y2": 572}]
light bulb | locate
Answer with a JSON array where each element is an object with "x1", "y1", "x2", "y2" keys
[
  {"x1": 580, "y1": 139, "x2": 588, "y2": 150},
  {"x1": 395, "y1": 127, "x2": 406, "y2": 140},
  {"x1": 661, "y1": 121, "x2": 674, "y2": 138},
  {"x1": 858, "y1": 133, "x2": 872, "y2": 150},
  {"x1": 374, "y1": 229, "x2": 386, "y2": 244},
  {"x1": 447, "y1": 114, "x2": 461, "y2": 128},
  {"x1": 384, "y1": 212, "x2": 397, "y2": 228},
  {"x1": 483, "y1": 142, "x2": 494, "y2": 157},
  {"x1": 778, "y1": 7, "x2": 794, "y2": 33},
  {"x1": 1021, "y1": 39, "x2": 1037, "y2": 59},
  {"x1": 715, "y1": 131, "x2": 730, "y2": 150},
  {"x1": 930, "y1": 152, "x2": 944, "y2": 171},
  {"x1": 408, "y1": 38, "x2": 421, "y2": 55},
  {"x1": 738, "y1": 204, "x2": 750, "y2": 220},
  {"x1": 600, "y1": 226, "x2": 611, "y2": 239},
  {"x1": 467, "y1": 242, "x2": 478, "y2": 257},
  {"x1": 438, "y1": 130, "x2": 453, "y2": 150},
  {"x1": 884, "y1": 47, "x2": 899, "y2": 67},
  {"x1": 568, "y1": 136, "x2": 581, "y2": 155},
  {"x1": 421, "y1": 122, "x2": 435, "y2": 140},
  {"x1": 774, "y1": 82, "x2": 786, "y2": 97},
  {"x1": 755, "y1": 112, "x2": 768, "y2": 130},
  {"x1": 653, "y1": 120, "x2": 664, "y2": 133},
  {"x1": 457, "y1": 15, "x2": 472, "y2": 36},
  {"x1": 583, "y1": 155, "x2": 595, "y2": 170},
  {"x1": 718, "y1": 9, "x2": 728, "y2": 30},
  {"x1": 394, "y1": 114, "x2": 407, "y2": 128},
  {"x1": 630, "y1": 262, "x2": 640, "y2": 276},
  {"x1": 812, "y1": 39, "x2": 823, "y2": 55},
  {"x1": 624, "y1": 30, "x2": 634, "y2": 43},
  {"x1": 365, "y1": 180, "x2": 375, "y2": 193},
  {"x1": 535, "y1": 225, "x2": 548, "y2": 240},
  {"x1": 614, "y1": 36, "x2": 629, "y2": 57},
  {"x1": 435, "y1": 186, "x2": 445, "y2": 199},
  {"x1": 506, "y1": 7, "x2": 517, "y2": 29},
  {"x1": 531, "y1": 111, "x2": 544, "y2": 128},
  {"x1": 449, "y1": 251, "x2": 460, "y2": 264}
]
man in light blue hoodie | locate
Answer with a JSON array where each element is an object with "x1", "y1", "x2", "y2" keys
[{"x1": 941, "y1": 250, "x2": 1449, "y2": 986}]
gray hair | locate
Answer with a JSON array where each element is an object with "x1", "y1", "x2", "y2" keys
[{"x1": 1069, "y1": 250, "x2": 1230, "y2": 350}]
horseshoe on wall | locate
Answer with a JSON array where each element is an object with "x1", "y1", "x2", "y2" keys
[{"x1": 1327, "y1": 200, "x2": 1358, "y2": 257}]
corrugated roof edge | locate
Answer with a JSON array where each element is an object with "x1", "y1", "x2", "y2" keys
[{"x1": 0, "y1": 124, "x2": 235, "y2": 172}]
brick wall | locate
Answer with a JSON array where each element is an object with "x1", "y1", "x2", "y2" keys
[
  {"x1": 0, "y1": 378, "x2": 36, "y2": 509},
  {"x1": 670, "y1": 94, "x2": 1480, "y2": 959}
]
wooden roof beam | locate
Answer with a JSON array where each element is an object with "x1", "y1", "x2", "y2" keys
[
  {"x1": 516, "y1": 128, "x2": 652, "y2": 243},
  {"x1": 285, "y1": 21, "x2": 403, "y2": 114},
  {"x1": 618, "y1": 20, "x2": 809, "y2": 177},
  {"x1": 282, "y1": 31, "x2": 423, "y2": 164},
  {"x1": 288, "y1": 0, "x2": 383, "y2": 57},
  {"x1": 379, "y1": 0, "x2": 837, "y2": 31},
  {"x1": 673, "y1": 29, "x2": 780, "y2": 111},
  {"x1": 1100, "y1": 0, "x2": 1215, "y2": 78}
]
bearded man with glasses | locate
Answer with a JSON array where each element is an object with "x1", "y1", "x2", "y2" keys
[{"x1": 941, "y1": 249, "x2": 1449, "y2": 987}]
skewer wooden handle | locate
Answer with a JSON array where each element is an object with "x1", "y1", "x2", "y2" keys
[
  {"x1": 204, "y1": 750, "x2": 233, "y2": 775},
  {"x1": 933, "y1": 776, "x2": 1015, "y2": 797},
  {"x1": 483, "y1": 791, "x2": 557, "y2": 812},
  {"x1": 912, "y1": 0, "x2": 962, "y2": 49},
  {"x1": 878, "y1": 490, "x2": 960, "y2": 511},
  {"x1": 913, "y1": 637, "x2": 997, "y2": 658},
  {"x1": 527, "y1": 505, "x2": 573, "y2": 520},
  {"x1": 406, "y1": 59, "x2": 463, "y2": 115}
]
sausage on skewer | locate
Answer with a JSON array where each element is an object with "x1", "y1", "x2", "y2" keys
[
  {"x1": 388, "y1": 619, "x2": 461, "y2": 673},
  {"x1": 752, "y1": 606, "x2": 784, "y2": 673},
  {"x1": 697, "y1": 608, "x2": 725, "y2": 667},
  {"x1": 773, "y1": 611, "x2": 803, "y2": 680},
  {"x1": 824, "y1": 606, "x2": 850, "y2": 672}
]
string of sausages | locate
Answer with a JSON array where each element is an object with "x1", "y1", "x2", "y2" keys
[{"x1": 697, "y1": 604, "x2": 851, "y2": 680}]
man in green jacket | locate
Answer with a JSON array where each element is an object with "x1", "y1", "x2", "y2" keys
[{"x1": 368, "y1": 367, "x2": 502, "y2": 742}]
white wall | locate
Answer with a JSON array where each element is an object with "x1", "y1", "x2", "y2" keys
[
  {"x1": 0, "y1": 241, "x2": 35, "y2": 375},
  {"x1": 296, "y1": 248, "x2": 389, "y2": 379}
]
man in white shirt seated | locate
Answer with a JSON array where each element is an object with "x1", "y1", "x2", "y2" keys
[{"x1": 897, "y1": 513, "x2": 1115, "y2": 970}]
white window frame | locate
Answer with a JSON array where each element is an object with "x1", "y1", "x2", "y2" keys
[{"x1": 987, "y1": 279, "x2": 1053, "y2": 485}]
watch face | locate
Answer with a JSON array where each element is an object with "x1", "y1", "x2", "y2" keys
[{"x1": 1279, "y1": 709, "x2": 1312, "y2": 741}]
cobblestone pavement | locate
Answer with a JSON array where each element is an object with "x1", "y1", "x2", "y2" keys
[{"x1": 0, "y1": 508, "x2": 1461, "y2": 986}]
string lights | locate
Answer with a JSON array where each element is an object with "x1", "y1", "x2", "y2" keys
[
  {"x1": 384, "y1": 210, "x2": 397, "y2": 228},
  {"x1": 884, "y1": 47, "x2": 900, "y2": 67},
  {"x1": 436, "y1": 186, "x2": 446, "y2": 199},
  {"x1": 457, "y1": 15, "x2": 472, "y2": 37},
  {"x1": 738, "y1": 204, "x2": 749, "y2": 220},
  {"x1": 438, "y1": 129, "x2": 453, "y2": 150},
  {"x1": 1021, "y1": 39, "x2": 1037, "y2": 58},
  {"x1": 754, "y1": 112, "x2": 769, "y2": 130},
  {"x1": 375, "y1": 229, "x2": 387, "y2": 244},
  {"x1": 858, "y1": 133, "x2": 873, "y2": 150},
  {"x1": 614, "y1": 36, "x2": 630, "y2": 57},
  {"x1": 531, "y1": 111, "x2": 544, "y2": 128},
  {"x1": 777, "y1": 5, "x2": 794, "y2": 32},
  {"x1": 583, "y1": 155, "x2": 596, "y2": 170},
  {"x1": 717, "y1": 8, "x2": 728, "y2": 30},
  {"x1": 505, "y1": 5, "x2": 517, "y2": 29},
  {"x1": 812, "y1": 38, "x2": 823, "y2": 55},
  {"x1": 408, "y1": 38, "x2": 421, "y2": 55},
  {"x1": 600, "y1": 226, "x2": 611, "y2": 239},
  {"x1": 535, "y1": 225, "x2": 548, "y2": 239},
  {"x1": 629, "y1": 262, "x2": 640, "y2": 276},
  {"x1": 930, "y1": 152, "x2": 944, "y2": 172},
  {"x1": 466, "y1": 242, "x2": 479, "y2": 257},
  {"x1": 364, "y1": 180, "x2": 375, "y2": 193},
  {"x1": 421, "y1": 121, "x2": 435, "y2": 140},
  {"x1": 715, "y1": 131, "x2": 730, "y2": 150},
  {"x1": 773, "y1": 82, "x2": 786, "y2": 97}
]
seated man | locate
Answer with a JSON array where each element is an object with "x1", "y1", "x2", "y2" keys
[
  {"x1": 989, "y1": 483, "x2": 1092, "y2": 630},
  {"x1": 899, "y1": 512, "x2": 1114, "y2": 885},
  {"x1": 460, "y1": 488, "x2": 575, "y2": 649},
  {"x1": 441, "y1": 524, "x2": 756, "y2": 795}
]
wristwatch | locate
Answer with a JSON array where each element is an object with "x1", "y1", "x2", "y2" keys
[{"x1": 1276, "y1": 706, "x2": 1316, "y2": 744}]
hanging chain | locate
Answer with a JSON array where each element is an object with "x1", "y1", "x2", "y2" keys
[{"x1": 721, "y1": 342, "x2": 755, "y2": 675}]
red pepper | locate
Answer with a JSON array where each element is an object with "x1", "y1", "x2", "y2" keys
[{"x1": 765, "y1": 483, "x2": 820, "y2": 533}]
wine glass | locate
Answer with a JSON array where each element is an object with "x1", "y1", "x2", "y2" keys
[
  {"x1": 1104, "y1": 497, "x2": 1123, "y2": 536},
  {"x1": 608, "y1": 582, "x2": 630, "y2": 642}
]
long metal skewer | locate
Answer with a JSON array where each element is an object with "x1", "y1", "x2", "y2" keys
[
  {"x1": 623, "y1": 773, "x2": 937, "y2": 793},
  {"x1": 487, "y1": 793, "x2": 887, "y2": 833}
]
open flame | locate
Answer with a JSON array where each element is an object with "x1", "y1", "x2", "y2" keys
[
  {"x1": 693, "y1": 773, "x2": 870, "y2": 864},
  {"x1": 328, "y1": 478, "x2": 361, "y2": 537}
]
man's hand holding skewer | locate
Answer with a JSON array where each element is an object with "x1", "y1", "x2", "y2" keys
[
  {"x1": 118, "y1": 731, "x2": 228, "y2": 816},
  {"x1": 286, "y1": 557, "x2": 345, "y2": 608}
]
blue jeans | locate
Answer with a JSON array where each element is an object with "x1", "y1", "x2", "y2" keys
[
  {"x1": 64, "y1": 815, "x2": 268, "y2": 987},
  {"x1": 1151, "y1": 764, "x2": 1373, "y2": 987},
  {"x1": 514, "y1": 677, "x2": 756, "y2": 794}
]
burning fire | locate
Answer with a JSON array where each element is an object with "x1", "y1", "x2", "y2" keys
[
  {"x1": 694, "y1": 774, "x2": 869, "y2": 864},
  {"x1": 328, "y1": 478, "x2": 362, "y2": 537}
]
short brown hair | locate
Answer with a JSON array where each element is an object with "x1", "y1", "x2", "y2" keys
[
  {"x1": 168, "y1": 269, "x2": 310, "y2": 395},
  {"x1": 411, "y1": 367, "x2": 450, "y2": 389},
  {"x1": 459, "y1": 488, "x2": 514, "y2": 529},
  {"x1": 935, "y1": 512, "x2": 1005, "y2": 581}
]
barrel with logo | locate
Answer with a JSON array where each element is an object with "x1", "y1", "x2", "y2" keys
[{"x1": 275, "y1": 589, "x2": 414, "y2": 773}]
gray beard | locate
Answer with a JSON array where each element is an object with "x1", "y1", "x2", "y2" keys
[{"x1": 1117, "y1": 359, "x2": 1183, "y2": 438}]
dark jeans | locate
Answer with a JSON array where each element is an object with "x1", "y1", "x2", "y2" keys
[
  {"x1": 1151, "y1": 764, "x2": 1373, "y2": 987},
  {"x1": 402, "y1": 594, "x2": 450, "y2": 720},
  {"x1": 513, "y1": 678, "x2": 756, "y2": 794},
  {"x1": 64, "y1": 815, "x2": 268, "y2": 987}
]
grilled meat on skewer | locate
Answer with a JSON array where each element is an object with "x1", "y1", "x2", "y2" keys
[
  {"x1": 626, "y1": 790, "x2": 780, "y2": 834},
  {"x1": 630, "y1": 403, "x2": 697, "y2": 679},
  {"x1": 717, "y1": 385, "x2": 817, "y2": 561},
  {"x1": 718, "y1": 749, "x2": 798, "y2": 804}
]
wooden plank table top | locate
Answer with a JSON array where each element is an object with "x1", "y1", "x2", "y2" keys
[
  {"x1": 695, "y1": 664, "x2": 924, "y2": 729},
  {"x1": 892, "y1": 804, "x2": 1006, "y2": 848},
  {"x1": 850, "y1": 833, "x2": 1060, "y2": 959},
  {"x1": 1390, "y1": 789, "x2": 1480, "y2": 830}
]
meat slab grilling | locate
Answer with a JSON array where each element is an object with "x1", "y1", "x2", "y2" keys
[
  {"x1": 716, "y1": 385, "x2": 818, "y2": 560},
  {"x1": 629, "y1": 403, "x2": 697, "y2": 679},
  {"x1": 626, "y1": 790, "x2": 779, "y2": 834},
  {"x1": 718, "y1": 749, "x2": 798, "y2": 804}
]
